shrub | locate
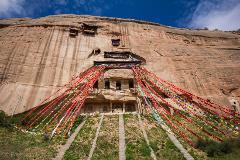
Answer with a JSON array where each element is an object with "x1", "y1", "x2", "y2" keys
[
  {"x1": 196, "y1": 139, "x2": 233, "y2": 157},
  {"x1": 219, "y1": 141, "x2": 232, "y2": 154},
  {"x1": 0, "y1": 110, "x2": 6, "y2": 124},
  {"x1": 205, "y1": 142, "x2": 220, "y2": 157},
  {"x1": 0, "y1": 110, "x2": 13, "y2": 129},
  {"x1": 196, "y1": 139, "x2": 207, "y2": 150}
]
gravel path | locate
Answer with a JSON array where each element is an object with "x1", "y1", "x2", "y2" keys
[
  {"x1": 53, "y1": 119, "x2": 86, "y2": 160},
  {"x1": 119, "y1": 114, "x2": 126, "y2": 160}
]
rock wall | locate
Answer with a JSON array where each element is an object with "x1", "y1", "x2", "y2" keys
[{"x1": 0, "y1": 15, "x2": 239, "y2": 115}]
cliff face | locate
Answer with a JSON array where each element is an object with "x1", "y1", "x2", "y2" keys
[{"x1": 0, "y1": 15, "x2": 239, "y2": 115}]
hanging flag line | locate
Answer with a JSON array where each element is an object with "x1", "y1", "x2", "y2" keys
[
  {"x1": 144, "y1": 74, "x2": 228, "y2": 136},
  {"x1": 20, "y1": 66, "x2": 97, "y2": 124},
  {"x1": 132, "y1": 66, "x2": 240, "y2": 147},
  {"x1": 20, "y1": 65, "x2": 105, "y2": 138},
  {"x1": 140, "y1": 66, "x2": 240, "y2": 127},
  {"x1": 137, "y1": 69, "x2": 224, "y2": 141},
  {"x1": 19, "y1": 64, "x2": 239, "y2": 145},
  {"x1": 133, "y1": 67, "x2": 196, "y2": 147},
  {"x1": 140, "y1": 67, "x2": 240, "y2": 119}
]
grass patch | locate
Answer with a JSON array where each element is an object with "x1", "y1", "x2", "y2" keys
[
  {"x1": 124, "y1": 114, "x2": 151, "y2": 160},
  {"x1": 64, "y1": 116, "x2": 99, "y2": 160},
  {"x1": 143, "y1": 114, "x2": 185, "y2": 160},
  {"x1": 0, "y1": 126, "x2": 65, "y2": 160},
  {"x1": 92, "y1": 115, "x2": 119, "y2": 160},
  {"x1": 0, "y1": 110, "x2": 66, "y2": 160}
]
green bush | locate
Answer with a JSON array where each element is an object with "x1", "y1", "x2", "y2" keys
[
  {"x1": 0, "y1": 110, "x2": 6, "y2": 124},
  {"x1": 205, "y1": 142, "x2": 220, "y2": 157},
  {"x1": 220, "y1": 141, "x2": 232, "y2": 154},
  {"x1": 0, "y1": 110, "x2": 13, "y2": 129},
  {"x1": 196, "y1": 139, "x2": 207, "y2": 150},
  {"x1": 196, "y1": 139, "x2": 233, "y2": 157}
]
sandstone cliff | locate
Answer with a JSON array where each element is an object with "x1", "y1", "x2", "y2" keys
[{"x1": 0, "y1": 14, "x2": 239, "y2": 115}]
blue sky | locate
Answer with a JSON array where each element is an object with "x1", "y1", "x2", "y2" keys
[{"x1": 0, "y1": 0, "x2": 240, "y2": 31}]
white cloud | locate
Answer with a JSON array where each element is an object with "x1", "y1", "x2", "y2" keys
[
  {"x1": 0, "y1": 0, "x2": 26, "y2": 18},
  {"x1": 188, "y1": 0, "x2": 240, "y2": 31}
]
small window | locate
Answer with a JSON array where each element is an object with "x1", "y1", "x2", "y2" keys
[
  {"x1": 129, "y1": 79, "x2": 134, "y2": 89},
  {"x1": 88, "y1": 48, "x2": 101, "y2": 58},
  {"x1": 111, "y1": 39, "x2": 120, "y2": 46},
  {"x1": 83, "y1": 29, "x2": 96, "y2": 35},
  {"x1": 69, "y1": 28, "x2": 78, "y2": 37},
  {"x1": 116, "y1": 81, "x2": 121, "y2": 90},
  {"x1": 93, "y1": 80, "x2": 98, "y2": 89},
  {"x1": 93, "y1": 48, "x2": 101, "y2": 55},
  {"x1": 105, "y1": 79, "x2": 110, "y2": 89},
  {"x1": 82, "y1": 23, "x2": 98, "y2": 35}
]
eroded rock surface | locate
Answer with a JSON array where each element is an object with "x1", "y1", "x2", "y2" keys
[{"x1": 0, "y1": 15, "x2": 239, "y2": 115}]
